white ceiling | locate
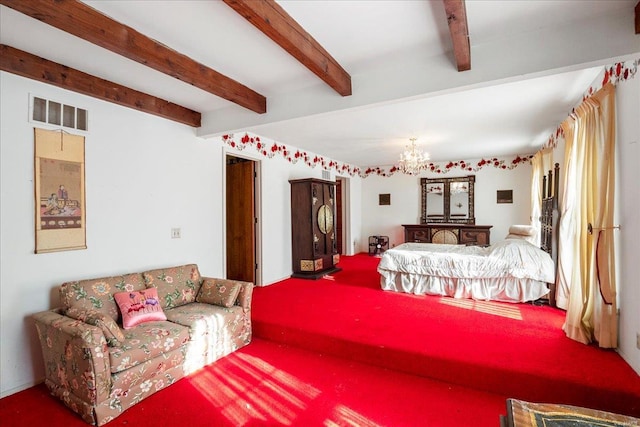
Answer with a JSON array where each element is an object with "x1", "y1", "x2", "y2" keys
[{"x1": 1, "y1": 1, "x2": 638, "y2": 166}]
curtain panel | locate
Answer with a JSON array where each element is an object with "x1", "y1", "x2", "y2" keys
[
  {"x1": 530, "y1": 149, "x2": 553, "y2": 254},
  {"x1": 557, "y1": 83, "x2": 617, "y2": 348}
]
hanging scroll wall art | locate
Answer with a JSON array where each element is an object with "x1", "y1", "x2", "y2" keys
[{"x1": 34, "y1": 128, "x2": 86, "y2": 253}]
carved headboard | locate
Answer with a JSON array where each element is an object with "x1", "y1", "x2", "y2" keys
[{"x1": 540, "y1": 162, "x2": 560, "y2": 307}]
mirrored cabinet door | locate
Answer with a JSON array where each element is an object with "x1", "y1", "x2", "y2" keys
[
  {"x1": 425, "y1": 182, "x2": 445, "y2": 221},
  {"x1": 420, "y1": 175, "x2": 475, "y2": 224},
  {"x1": 449, "y1": 181, "x2": 470, "y2": 220}
]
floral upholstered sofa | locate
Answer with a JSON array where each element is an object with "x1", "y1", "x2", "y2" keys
[{"x1": 32, "y1": 264, "x2": 253, "y2": 426}]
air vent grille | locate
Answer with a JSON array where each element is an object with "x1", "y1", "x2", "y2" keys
[{"x1": 31, "y1": 95, "x2": 88, "y2": 131}]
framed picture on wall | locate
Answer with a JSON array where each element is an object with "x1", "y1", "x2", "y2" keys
[
  {"x1": 379, "y1": 193, "x2": 391, "y2": 205},
  {"x1": 497, "y1": 190, "x2": 513, "y2": 204},
  {"x1": 34, "y1": 128, "x2": 86, "y2": 253}
]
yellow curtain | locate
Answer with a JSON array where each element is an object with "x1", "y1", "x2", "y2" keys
[
  {"x1": 555, "y1": 121, "x2": 576, "y2": 310},
  {"x1": 559, "y1": 83, "x2": 617, "y2": 348}
]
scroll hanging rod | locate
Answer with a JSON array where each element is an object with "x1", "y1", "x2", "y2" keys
[{"x1": 587, "y1": 223, "x2": 621, "y2": 235}]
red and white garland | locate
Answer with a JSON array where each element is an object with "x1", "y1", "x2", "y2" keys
[
  {"x1": 544, "y1": 59, "x2": 638, "y2": 149},
  {"x1": 591, "y1": 59, "x2": 638, "y2": 97},
  {"x1": 221, "y1": 133, "x2": 533, "y2": 178}
]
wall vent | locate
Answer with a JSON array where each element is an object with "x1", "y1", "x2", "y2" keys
[
  {"x1": 30, "y1": 95, "x2": 88, "y2": 132},
  {"x1": 322, "y1": 170, "x2": 331, "y2": 180}
]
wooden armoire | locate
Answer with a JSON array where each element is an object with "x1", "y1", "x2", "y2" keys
[{"x1": 289, "y1": 178, "x2": 341, "y2": 279}]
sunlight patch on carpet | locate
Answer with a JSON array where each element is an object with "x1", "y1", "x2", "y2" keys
[
  {"x1": 188, "y1": 352, "x2": 322, "y2": 425},
  {"x1": 439, "y1": 297, "x2": 523, "y2": 320},
  {"x1": 325, "y1": 404, "x2": 383, "y2": 427}
]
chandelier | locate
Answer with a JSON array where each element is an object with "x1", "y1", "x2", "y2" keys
[{"x1": 398, "y1": 138, "x2": 429, "y2": 175}]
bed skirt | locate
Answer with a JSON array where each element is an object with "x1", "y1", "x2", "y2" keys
[{"x1": 379, "y1": 270, "x2": 550, "y2": 303}]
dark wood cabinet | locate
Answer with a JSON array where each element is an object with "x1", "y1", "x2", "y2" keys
[
  {"x1": 290, "y1": 178, "x2": 341, "y2": 279},
  {"x1": 403, "y1": 224, "x2": 492, "y2": 246}
]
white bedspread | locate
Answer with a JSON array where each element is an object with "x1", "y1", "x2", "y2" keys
[{"x1": 378, "y1": 240, "x2": 555, "y2": 302}]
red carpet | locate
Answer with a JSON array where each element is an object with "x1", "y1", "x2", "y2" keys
[
  {"x1": 2, "y1": 254, "x2": 639, "y2": 425},
  {"x1": 1, "y1": 338, "x2": 506, "y2": 427},
  {"x1": 252, "y1": 254, "x2": 640, "y2": 418}
]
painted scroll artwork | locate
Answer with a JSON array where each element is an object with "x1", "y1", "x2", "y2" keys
[
  {"x1": 39, "y1": 159, "x2": 82, "y2": 230},
  {"x1": 34, "y1": 128, "x2": 86, "y2": 253}
]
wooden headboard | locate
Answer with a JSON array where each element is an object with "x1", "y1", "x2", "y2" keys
[{"x1": 540, "y1": 162, "x2": 559, "y2": 307}]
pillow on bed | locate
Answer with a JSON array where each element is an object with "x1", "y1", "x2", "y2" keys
[
  {"x1": 506, "y1": 233, "x2": 537, "y2": 244},
  {"x1": 508, "y1": 225, "x2": 535, "y2": 236}
]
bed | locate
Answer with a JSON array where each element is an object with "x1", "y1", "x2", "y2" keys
[
  {"x1": 378, "y1": 239, "x2": 554, "y2": 303},
  {"x1": 379, "y1": 164, "x2": 560, "y2": 305}
]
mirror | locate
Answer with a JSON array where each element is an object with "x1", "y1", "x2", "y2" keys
[
  {"x1": 421, "y1": 176, "x2": 475, "y2": 224},
  {"x1": 425, "y1": 182, "x2": 445, "y2": 220},
  {"x1": 449, "y1": 181, "x2": 469, "y2": 220}
]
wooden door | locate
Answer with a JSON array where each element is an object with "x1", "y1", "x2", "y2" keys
[{"x1": 226, "y1": 157, "x2": 255, "y2": 283}]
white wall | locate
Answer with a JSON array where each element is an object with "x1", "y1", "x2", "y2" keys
[
  {"x1": 616, "y1": 75, "x2": 640, "y2": 374},
  {"x1": 360, "y1": 164, "x2": 532, "y2": 249},
  {"x1": 221, "y1": 146, "x2": 363, "y2": 285},
  {"x1": 360, "y1": 173, "x2": 421, "y2": 247},
  {"x1": 347, "y1": 176, "x2": 363, "y2": 254},
  {"x1": 336, "y1": 175, "x2": 363, "y2": 256},
  {"x1": 0, "y1": 72, "x2": 365, "y2": 396},
  {"x1": 0, "y1": 72, "x2": 225, "y2": 396}
]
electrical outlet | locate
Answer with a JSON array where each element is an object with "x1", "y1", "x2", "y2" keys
[{"x1": 171, "y1": 228, "x2": 181, "y2": 239}]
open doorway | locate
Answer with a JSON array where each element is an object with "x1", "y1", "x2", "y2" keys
[
  {"x1": 225, "y1": 155, "x2": 260, "y2": 285},
  {"x1": 336, "y1": 176, "x2": 349, "y2": 255}
]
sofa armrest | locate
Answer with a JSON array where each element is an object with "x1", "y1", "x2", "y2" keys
[
  {"x1": 32, "y1": 309, "x2": 112, "y2": 404},
  {"x1": 235, "y1": 280, "x2": 253, "y2": 313}
]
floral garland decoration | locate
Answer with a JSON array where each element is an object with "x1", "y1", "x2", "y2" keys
[
  {"x1": 221, "y1": 133, "x2": 363, "y2": 176},
  {"x1": 221, "y1": 133, "x2": 533, "y2": 178},
  {"x1": 361, "y1": 155, "x2": 534, "y2": 177},
  {"x1": 591, "y1": 59, "x2": 638, "y2": 97},
  {"x1": 544, "y1": 126, "x2": 566, "y2": 151},
  {"x1": 543, "y1": 58, "x2": 639, "y2": 149}
]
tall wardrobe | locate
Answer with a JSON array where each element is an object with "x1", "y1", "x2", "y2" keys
[{"x1": 289, "y1": 178, "x2": 341, "y2": 279}]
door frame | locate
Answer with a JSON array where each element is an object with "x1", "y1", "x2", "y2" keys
[
  {"x1": 222, "y1": 148, "x2": 262, "y2": 286},
  {"x1": 336, "y1": 176, "x2": 351, "y2": 255}
]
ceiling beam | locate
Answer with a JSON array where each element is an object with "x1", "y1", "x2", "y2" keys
[
  {"x1": 443, "y1": 0, "x2": 471, "y2": 72},
  {"x1": 222, "y1": 0, "x2": 352, "y2": 97},
  {"x1": 636, "y1": 1, "x2": 639, "y2": 34},
  {"x1": 0, "y1": 0, "x2": 266, "y2": 114},
  {"x1": 0, "y1": 44, "x2": 202, "y2": 127}
]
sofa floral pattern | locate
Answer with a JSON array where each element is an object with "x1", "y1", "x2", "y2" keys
[
  {"x1": 33, "y1": 265, "x2": 252, "y2": 426},
  {"x1": 142, "y1": 265, "x2": 202, "y2": 309},
  {"x1": 60, "y1": 273, "x2": 146, "y2": 322}
]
